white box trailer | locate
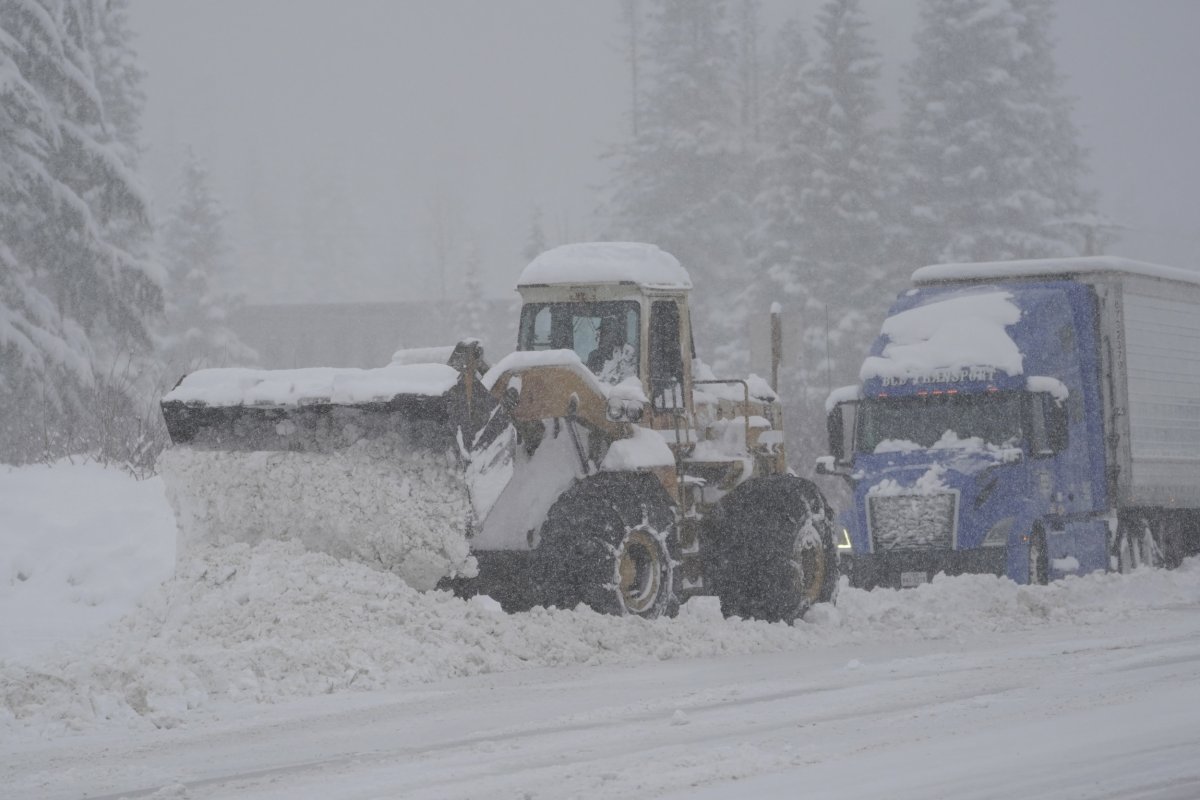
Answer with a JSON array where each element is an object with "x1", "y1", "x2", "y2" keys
[{"x1": 1102, "y1": 273, "x2": 1200, "y2": 508}]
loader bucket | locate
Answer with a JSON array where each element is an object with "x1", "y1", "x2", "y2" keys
[{"x1": 158, "y1": 342, "x2": 504, "y2": 590}]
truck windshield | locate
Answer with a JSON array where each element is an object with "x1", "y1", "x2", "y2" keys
[
  {"x1": 519, "y1": 301, "x2": 640, "y2": 384},
  {"x1": 856, "y1": 392, "x2": 1024, "y2": 453}
]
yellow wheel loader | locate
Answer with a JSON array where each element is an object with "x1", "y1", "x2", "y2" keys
[{"x1": 160, "y1": 242, "x2": 839, "y2": 621}]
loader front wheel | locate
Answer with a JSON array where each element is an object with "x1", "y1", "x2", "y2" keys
[
  {"x1": 705, "y1": 475, "x2": 839, "y2": 623},
  {"x1": 534, "y1": 472, "x2": 680, "y2": 618}
]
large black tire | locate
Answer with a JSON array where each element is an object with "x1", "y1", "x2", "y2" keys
[
  {"x1": 533, "y1": 472, "x2": 680, "y2": 618},
  {"x1": 1114, "y1": 512, "x2": 1166, "y2": 573},
  {"x1": 704, "y1": 474, "x2": 839, "y2": 623}
]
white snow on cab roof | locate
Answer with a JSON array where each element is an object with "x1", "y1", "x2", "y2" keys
[
  {"x1": 518, "y1": 242, "x2": 692, "y2": 290},
  {"x1": 913, "y1": 256, "x2": 1200, "y2": 287},
  {"x1": 861, "y1": 291, "x2": 1023, "y2": 383}
]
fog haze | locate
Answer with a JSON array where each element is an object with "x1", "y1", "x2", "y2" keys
[{"x1": 131, "y1": 0, "x2": 1200, "y2": 305}]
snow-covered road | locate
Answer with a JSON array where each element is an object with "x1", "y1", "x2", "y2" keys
[
  {"x1": 7, "y1": 605, "x2": 1199, "y2": 800},
  {"x1": 4, "y1": 462, "x2": 1199, "y2": 799}
]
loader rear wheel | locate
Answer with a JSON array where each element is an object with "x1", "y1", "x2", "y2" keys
[
  {"x1": 705, "y1": 475, "x2": 838, "y2": 623},
  {"x1": 534, "y1": 472, "x2": 680, "y2": 618}
]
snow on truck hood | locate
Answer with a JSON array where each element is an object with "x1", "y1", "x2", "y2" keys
[
  {"x1": 518, "y1": 242, "x2": 692, "y2": 290},
  {"x1": 860, "y1": 290, "x2": 1023, "y2": 384},
  {"x1": 164, "y1": 363, "x2": 462, "y2": 407}
]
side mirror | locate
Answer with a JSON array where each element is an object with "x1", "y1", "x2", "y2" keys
[
  {"x1": 827, "y1": 408, "x2": 845, "y2": 462},
  {"x1": 823, "y1": 401, "x2": 858, "y2": 469},
  {"x1": 1029, "y1": 389, "x2": 1069, "y2": 457}
]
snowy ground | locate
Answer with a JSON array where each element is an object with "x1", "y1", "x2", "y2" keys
[
  {"x1": 3, "y1": 462, "x2": 1199, "y2": 799},
  {"x1": 0, "y1": 461, "x2": 176, "y2": 663}
]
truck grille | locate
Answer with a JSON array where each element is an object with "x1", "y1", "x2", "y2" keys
[{"x1": 867, "y1": 492, "x2": 958, "y2": 552}]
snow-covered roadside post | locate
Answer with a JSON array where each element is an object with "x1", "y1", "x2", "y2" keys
[{"x1": 770, "y1": 302, "x2": 783, "y2": 394}]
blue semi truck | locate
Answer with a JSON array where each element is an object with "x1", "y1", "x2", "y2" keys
[{"x1": 818, "y1": 257, "x2": 1200, "y2": 588}]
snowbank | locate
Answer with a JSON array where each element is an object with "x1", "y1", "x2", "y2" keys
[
  {"x1": 0, "y1": 461, "x2": 175, "y2": 663},
  {"x1": 0, "y1": 540, "x2": 806, "y2": 736},
  {"x1": 3, "y1": 463, "x2": 1199, "y2": 741},
  {"x1": 5, "y1": 535, "x2": 1199, "y2": 738}
]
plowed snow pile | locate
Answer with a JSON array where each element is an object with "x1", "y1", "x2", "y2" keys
[
  {"x1": 158, "y1": 441, "x2": 475, "y2": 591},
  {"x1": 4, "y1": 462, "x2": 1200, "y2": 739},
  {"x1": 0, "y1": 461, "x2": 175, "y2": 662},
  {"x1": 4, "y1": 536, "x2": 1200, "y2": 737}
]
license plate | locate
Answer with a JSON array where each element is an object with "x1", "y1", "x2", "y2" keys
[{"x1": 900, "y1": 571, "x2": 929, "y2": 588}]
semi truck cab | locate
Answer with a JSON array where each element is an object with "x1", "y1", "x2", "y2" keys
[
  {"x1": 821, "y1": 257, "x2": 1200, "y2": 588},
  {"x1": 820, "y1": 278, "x2": 1113, "y2": 587}
]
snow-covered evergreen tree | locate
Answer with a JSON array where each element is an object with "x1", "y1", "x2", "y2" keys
[
  {"x1": 0, "y1": 0, "x2": 161, "y2": 465},
  {"x1": 618, "y1": 0, "x2": 643, "y2": 138},
  {"x1": 747, "y1": 2, "x2": 894, "y2": 477},
  {"x1": 454, "y1": 240, "x2": 488, "y2": 346},
  {"x1": 522, "y1": 205, "x2": 548, "y2": 262},
  {"x1": 897, "y1": 0, "x2": 1099, "y2": 266},
  {"x1": 1007, "y1": 0, "x2": 1105, "y2": 255},
  {"x1": 160, "y1": 148, "x2": 255, "y2": 376},
  {"x1": 294, "y1": 171, "x2": 369, "y2": 303},
  {"x1": 734, "y1": 0, "x2": 763, "y2": 148},
  {"x1": 797, "y1": 0, "x2": 890, "y2": 305},
  {"x1": 749, "y1": 19, "x2": 813, "y2": 308},
  {"x1": 81, "y1": 0, "x2": 144, "y2": 160},
  {"x1": 606, "y1": 0, "x2": 753, "y2": 372}
]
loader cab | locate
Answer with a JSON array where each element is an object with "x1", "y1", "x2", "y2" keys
[
  {"x1": 515, "y1": 286, "x2": 694, "y2": 413},
  {"x1": 515, "y1": 242, "x2": 697, "y2": 419}
]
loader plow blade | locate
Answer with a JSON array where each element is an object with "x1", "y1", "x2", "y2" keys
[{"x1": 158, "y1": 353, "x2": 502, "y2": 590}]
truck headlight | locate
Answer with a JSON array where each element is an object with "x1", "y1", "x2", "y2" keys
[{"x1": 836, "y1": 527, "x2": 853, "y2": 551}]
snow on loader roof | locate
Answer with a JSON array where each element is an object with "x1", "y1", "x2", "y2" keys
[{"x1": 518, "y1": 242, "x2": 693, "y2": 290}]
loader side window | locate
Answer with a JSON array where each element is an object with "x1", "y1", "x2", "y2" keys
[
  {"x1": 650, "y1": 301, "x2": 684, "y2": 409},
  {"x1": 524, "y1": 305, "x2": 555, "y2": 349}
]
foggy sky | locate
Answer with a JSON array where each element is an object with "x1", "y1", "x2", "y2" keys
[{"x1": 131, "y1": 0, "x2": 1200, "y2": 305}]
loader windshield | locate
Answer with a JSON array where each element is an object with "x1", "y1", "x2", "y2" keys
[{"x1": 519, "y1": 301, "x2": 641, "y2": 384}]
